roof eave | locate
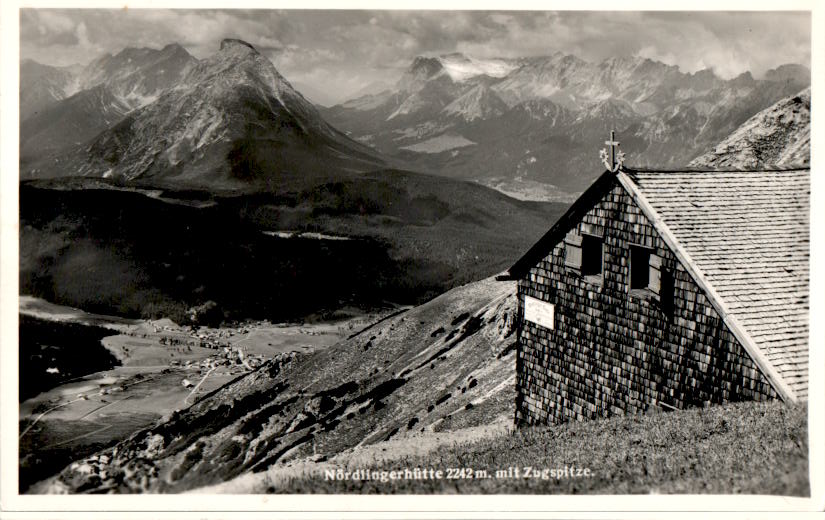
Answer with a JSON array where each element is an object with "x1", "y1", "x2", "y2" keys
[{"x1": 504, "y1": 169, "x2": 617, "y2": 280}]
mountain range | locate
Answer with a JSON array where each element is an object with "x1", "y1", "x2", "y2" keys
[
  {"x1": 20, "y1": 44, "x2": 197, "y2": 160},
  {"x1": 21, "y1": 43, "x2": 196, "y2": 120},
  {"x1": 21, "y1": 42, "x2": 810, "y2": 198},
  {"x1": 321, "y1": 53, "x2": 810, "y2": 195},
  {"x1": 20, "y1": 39, "x2": 383, "y2": 192}
]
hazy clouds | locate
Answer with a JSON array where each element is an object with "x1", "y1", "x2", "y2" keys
[{"x1": 20, "y1": 9, "x2": 811, "y2": 105}]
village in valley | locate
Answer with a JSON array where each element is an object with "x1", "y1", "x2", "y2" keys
[{"x1": 9, "y1": 8, "x2": 815, "y2": 500}]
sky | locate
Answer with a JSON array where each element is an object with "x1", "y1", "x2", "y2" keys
[{"x1": 20, "y1": 9, "x2": 812, "y2": 106}]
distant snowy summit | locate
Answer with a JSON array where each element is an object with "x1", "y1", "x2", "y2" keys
[{"x1": 322, "y1": 50, "x2": 810, "y2": 193}]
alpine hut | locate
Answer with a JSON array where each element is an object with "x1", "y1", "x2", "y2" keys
[{"x1": 505, "y1": 136, "x2": 810, "y2": 425}]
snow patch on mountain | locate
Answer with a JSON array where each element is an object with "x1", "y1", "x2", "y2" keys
[
  {"x1": 80, "y1": 43, "x2": 197, "y2": 112},
  {"x1": 438, "y1": 53, "x2": 519, "y2": 82},
  {"x1": 400, "y1": 134, "x2": 476, "y2": 153},
  {"x1": 388, "y1": 92, "x2": 430, "y2": 120}
]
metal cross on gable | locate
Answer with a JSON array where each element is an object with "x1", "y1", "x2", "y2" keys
[{"x1": 599, "y1": 130, "x2": 626, "y2": 172}]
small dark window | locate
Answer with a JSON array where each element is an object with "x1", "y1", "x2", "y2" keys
[
  {"x1": 581, "y1": 234, "x2": 603, "y2": 281},
  {"x1": 630, "y1": 245, "x2": 651, "y2": 290},
  {"x1": 660, "y1": 268, "x2": 674, "y2": 318}
]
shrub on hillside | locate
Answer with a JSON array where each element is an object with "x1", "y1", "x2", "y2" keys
[
  {"x1": 187, "y1": 300, "x2": 224, "y2": 327},
  {"x1": 140, "y1": 300, "x2": 189, "y2": 325}
]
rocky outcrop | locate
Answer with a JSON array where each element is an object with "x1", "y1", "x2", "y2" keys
[{"x1": 689, "y1": 87, "x2": 810, "y2": 169}]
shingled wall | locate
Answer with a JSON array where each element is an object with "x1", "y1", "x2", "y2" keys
[{"x1": 515, "y1": 179, "x2": 777, "y2": 426}]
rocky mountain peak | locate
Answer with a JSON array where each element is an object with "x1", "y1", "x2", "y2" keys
[
  {"x1": 23, "y1": 37, "x2": 382, "y2": 188},
  {"x1": 731, "y1": 70, "x2": 755, "y2": 85},
  {"x1": 220, "y1": 38, "x2": 259, "y2": 54},
  {"x1": 600, "y1": 55, "x2": 645, "y2": 70},
  {"x1": 190, "y1": 38, "x2": 296, "y2": 103},
  {"x1": 764, "y1": 63, "x2": 810, "y2": 85},
  {"x1": 395, "y1": 56, "x2": 451, "y2": 95},
  {"x1": 82, "y1": 43, "x2": 196, "y2": 82},
  {"x1": 160, "y1": 42, "x2": 191, "y2": 57},
  {"x1": 409, "y1": 56, "x2": 444, "y2": 76},
  {"x1": 692, "y1": 68, "x2": 716, "y2": 80},
  {"x1": 103, "y1": 46, "x2": 163, "y2": 71},
  {"x1": 442, "y1": 83, "x2": 507, "y2": 121}
]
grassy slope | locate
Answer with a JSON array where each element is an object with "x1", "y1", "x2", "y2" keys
[
  {"x1": 43, "y1": 277, "x2": 523, "y2": 493},
  {"x1": 276, "y1": 400, "x2": 808, "y2": 495}
]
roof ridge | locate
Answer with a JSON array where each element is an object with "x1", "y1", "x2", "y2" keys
[{"x1": 622, "y1": 166, "x2": 810, "y2": 174}]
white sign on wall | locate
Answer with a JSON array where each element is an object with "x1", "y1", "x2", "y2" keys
[{"x1": 524, "y1": 295, "x2": 554, "y2": 330}]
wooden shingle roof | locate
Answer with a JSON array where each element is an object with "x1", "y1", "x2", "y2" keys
[
  {"x1": 508, "y1": 167, "x2": 810, "y2": 402},
  {"x1": 621, "y1": 168, "x2": 810, "y2": 401}
]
